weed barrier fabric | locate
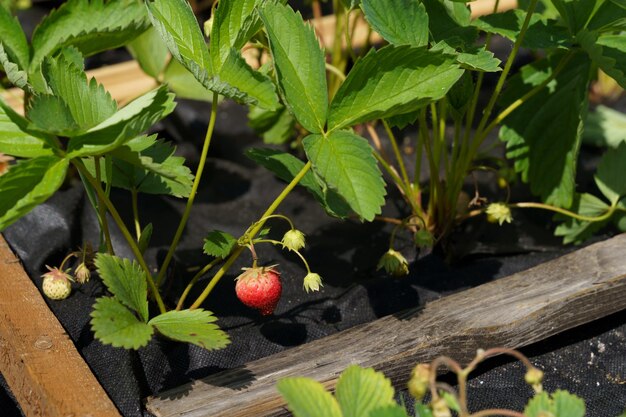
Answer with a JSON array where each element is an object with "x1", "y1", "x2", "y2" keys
[{"x1": 1, "y1": 101, "x2": 625, "y2": 417}]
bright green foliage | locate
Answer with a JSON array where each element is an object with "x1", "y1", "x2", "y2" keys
[
  {"x1": 0, "y1": 5, "x2": 29, "y2": 82},
  {"x1": 246, "y1": 147, "x2": 350, "y2": 218},
  {"x1": 595, "y1": 142, "x2": 626, "y2": 204},
  {"x1": 29, "y1": 0, "x2": 149, "y2": 91},
  {"x1": 361, "y1": 0, "x2": 429, "y2": 47},
  {"x1": 127, "y1": 27, "x2": 169, "y2": 79},
  {"x1": 85, "y1": 135, "x2": 194, "y2": 197},
  {"x1": 581, "y1": 33, "x2": 626, "y2": 89},
  {"x1": 414, "y1": 404, "x2": 435, "y2": 417},
  {"x1": 0, "y1": 156, "x2": 69, "y2": 230},
  {"x1": 149, "y1": 309, "x2": 230, "y2": 350},
  {"x1": 66, "y1": 85, "x2": 175, "y2": 157},
  {"x1": 43, "y1": 49, "x2": 118, "y2": 131},
  {"x1": 551, "y1": 0, "x2": 599, "y2": 34},
  {"x1": 499, "y1": 52, "x2": 591, "y2": 208},
  {"x1": 422, "y1": 0, "x2": 476, "y2": 49},
  {"x1": 432, "y1": 42, "x2": 501, "y2": 72},
  {"x1": 27, "y1": 95, "x2": 79, "y2": 136},
  {"x1": 0, "y1": 102, "x2": 54, "y2": 157},
  {"x1": 259, "y1": 2, "x2": 328, "y2": 133},
  {"x1": 554, "y1": 193, "x2": 609, "y2": 244},
  {"x1": 303, "y1": 131, "x2": 385, "y2": 221},
  {"x1": 524, "y1": 390, "x2": 585, "y2": 417},
  {"x1": 328, "y1": 45, "x2": 463, "y2": 131},
  {"x1": 203, "y1": 230, "x2": 238, "y2": 258},
  {"x1": 137, "y1": 223, "x2": 153, "y2": 255},
  {"x1": 0, "y1": 43, "x2": 28, "y2": 90},
  {"x1": 335, "y1": 366, "x2": 396, "y2": 417},
  {"x1": 584, "y1": 105, "x2": 626, "y2": 148},
  {"x1": 163, "y1": 59, "x2": 215, "y2": 102},
  {"x1": 248, "y1": 105, "x2": 295, "y2": 145},
  {"x1": 94, "y1": 253, "x2": 149, "y2": 322},
  {"x1": 370, "y1": 406, "x2": 410, "y2": 417},
  {"x1": 209, "y1": 0, "x2": 262, "y2": 68},
  {"x1": 473, "y1": 9, "x2": 571, "y2": 49},
  {"x1": 91, "y1": 297, "x2": 154, "y2": 349},
  {"x1": 278, "y1": 378, "x2": 344, "y2": 417},
  {"x1": 587, "y1": 0, "x2": 626, "y2": 32}
]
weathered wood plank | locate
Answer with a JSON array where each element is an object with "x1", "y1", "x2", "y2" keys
[
  {"x1": 146, "y1": 234, "x2": 626, "y2": 417},
  {"x1": 0, "y1": 235, "x2": 122, "y2": 417}
]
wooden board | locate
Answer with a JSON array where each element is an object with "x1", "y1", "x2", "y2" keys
[
  {"x1": 0, "y1": 235, "x2": 122, "y2": 417},
  {"x1": 146, "y1": 234, "x2": 626, "y2": 417}
]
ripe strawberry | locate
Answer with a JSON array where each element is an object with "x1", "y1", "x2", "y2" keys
[
  {"x1": 41, "y1": 266, "x2": 73, "y2": 300},
  {"x1": 235, "y1": 266, "x2": 282, "y2": 315}
]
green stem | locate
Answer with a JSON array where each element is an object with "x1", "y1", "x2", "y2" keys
[
  {"x1": 511, "y1": 201, "x2": 619, "y2": 223},
  {"x1": 469, "y1": 410, "x2": 525, "y2": 417},
  {"x1": 474, "y1": 0, "x2": 540, "y2": 141},
  {"x1": 189, "y1": 161, "x2": 313, "y2": 310},
  {"x1": 156, "y1": 91, "x2": 220, "y2": 287},
  {"x1": 254, "y1": 238, "x2": 311, "y2": 273},
  {"x1": 373, "y1": 150, "x2": 422, "y2": 217},
  {"x1": 383, "y1": 120, "x2": 410, "y2": 187},
  {"x1": 131, "y1": 188, "x2": 141, "y2": 241},
  {"x1": 176, "y1": 257, "x2": 222, "y2": 310},
  {"x1": 94, "y1": 156, "x2": 114, "y2": 255},
  {"x1": 74, "y1": 160, "x2": 166, "y2": 314},
  {"x1": 325, "y1": 62, "x2": 347, "y2": 81}
]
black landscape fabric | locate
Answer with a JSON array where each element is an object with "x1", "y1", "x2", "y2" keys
[{"x1": 1, "y1": 100, "x2": 625, "y2": 417}]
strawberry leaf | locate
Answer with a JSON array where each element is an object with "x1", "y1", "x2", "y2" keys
[
  {"x1": 149, "y1": 309, "x2": 230, "y2": 350},
  {"x1": 203, "y1": 230, "x2": 237, "y2": 259},
  {"x1": 94, "y1": 253, "x2": 149, "y2": 322},
  {"x1": 0, "y1": 100, "x2": 55, "y2": 157},
  {"x1": 277, "y1": 377, "x2": 343, "y2": 417},
  {"x1": 91, "y1": 297, "x2": 154, "y2": 350},
  {"x1": 361, "y1": 0, "x2": 429, "y2": 47},
  {"x1": 335, "y1": 365, "x2": 396, "y2": 417}
]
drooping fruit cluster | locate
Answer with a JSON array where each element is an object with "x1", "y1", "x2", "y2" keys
[{"x1": 235, "y1": 266, "x2": 282, "y2": 315}]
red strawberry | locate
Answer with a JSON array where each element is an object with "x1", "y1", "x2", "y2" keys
[{"x1": 235, "y1": 266, "x2": 282, "y2": 315}]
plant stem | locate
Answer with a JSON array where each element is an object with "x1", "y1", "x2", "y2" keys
[
  {"x1": 131, "y1": 188, "x2": 141, "y2": 240},
  {"x1": 176, "y1": 257, "x2": 222, "y2": 310},
  {"x1": 511, "y1": 202, "x2": 619, "y2": 222},
  {"x1": 383, "y1": 120, "x2": 411, "y2": 188},
  {"x1": 93, "y1": 157, "x2": 114, "y2": 255},
  {"x1": 325, "y1": 62, "x2": 347, "y2": 81},
  {"x1": 474, "y1": 0, "x2": 540, "y2": 141},
  {"x1": 189, "y1": 161, "x2": 313, "y2": 310},
  {"x1": 254, "y1": 238, "x2": 312, "y2": 273},
  {"x1": 156, "y1": 91, "x2": 220, "y2": 287},
  {"x1": 470, "y1": 410, "x2": 525, "y2": 417},
  {"x1": 73, "y1": 160, "x2": 167, "y2": 314}
]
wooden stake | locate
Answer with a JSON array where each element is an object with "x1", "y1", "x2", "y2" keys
[
  {"x1": 0, "y1": 235, "x2": 122, "y2": 417},
  {"x1": 146, "y1": 234, "x2": 626, "y2": 417}
]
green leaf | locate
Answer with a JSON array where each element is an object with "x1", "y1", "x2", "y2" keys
[
  {"x1": 67, "y1": 85, "x2": 175, "y2": 157},
  {"x1": 0, "y1": 156, "x2": 69, "y2": 231},
  {"x1": 163, "y1": 58, "x2": 215, "y2": 102},
  {"x1": 0, "y1": 101, "x2": 55, "y2": 157},
  {"x1": 499, "y1": 52, "x2": 591, "y2": 207},
  {"x1": 303, "y1": 131, "x2": 386, "y2": 221},
  {"x1": 277, "y1": 377, "x2": 343, "y2": 417},
  {"x1": 414, "y1": 404, "x2": 435, "y2": 417},
  {"x1": 583, "y1": 105, "x2": 626, "y2": 148},
  {"x1": 30, "y1": 0, "x2": 149, "y2": 91},
  {"x1": 551, "y1": 0, "x2": 599, "y2": 34},
  {"x1": 369, "y1": 405, "x2": 411, "y2": 417},
  {"x1": 127, "y1": 27, "x2": 169, "y2": 79},
  {"x1": 0, "y1": 43, "x2": 29, "y2": 90},
  {"x1": 0, "y1": 5, "x2": 29, "y2": 72},
  {"x1": 554, "y1": 193, "x2": 609, "y2": 244},
  {"x1": 245, "y1": 147, "x2": 350, "y2": 218},
  {"x1": 361, "y1": 0, "x2": 429, "y2": 47},
  {"x1": 94, "y1": 253, "x2": 149, "y2": 322},
  {"x1": 259, "y1": 2, "x2": 328, "y2": 133},
  {"x1": 209, "y1": 0, "x2": 263, "y2": 68},
  {"x1": 447, "y1": 71, "x2": 474, "y2": 121},
  {"x1": 148, "y1": 309, "x2": 230, "y2": 350},
  {"x1": 27, "y1": 95, "x2": 79, "y2": 136},
  {"x1": 90, "y1": 297, "x2": 154, "y2": 349},
  {"x1": 248, "y1": 105, "x2": 295, "y2": 144},
  {"x1": 43, "y1": 49, "x2": 118, "y2": 131},
  {"x1": 587, "y1": 0, "x2": 626, "y2": 32},
  {"x1": 432, "y1": 42, "x2": 501, "y2": 72},
  {"x1": 335, "y1": 365, "x2": 395, "y2": 417},
  {"x1": 217, "y1": 48, "x2": 279, "y2": 110},
  {"x1": 581, "y1": 32, "x2": 626, "y2": 89},
  {"x1": 473, "y1": 9, "x2": 571, "y2": 49},
  {"x1": 553, "y1": 390, "x2": 585, "y2": 417},
  {"x1": 84, "y1": 135, "x2": 194, "y2": 197},
  {"x1": 137, "y1": 223, "x2": 153, "y2": 255},
  {"x1": 422, "y1": 0, "x2": 477, "y2": 49},
  {"x1": 524, "y1": 391, "x2": 552, "y2": 417},
  {"x1": 203, "y1": 230, "x2": 237, "y2": 258},
  {"x1": 328, "y1": 45, "x2": 463, "y2": 131},
  {"x1": 595, "y1": 142, "x2": 626, "y2": 204}
]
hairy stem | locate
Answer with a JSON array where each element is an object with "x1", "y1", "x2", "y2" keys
[{"x1": 511, "y1": 201, "x2": 619, "y2": 223}]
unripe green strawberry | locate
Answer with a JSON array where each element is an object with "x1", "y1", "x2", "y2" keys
[
  {"x1": 41, "y1": 266, "x2": 72, "y2": 300},
  {"x1": 235, "y1": 266, "x2": 282, "y2": 315}
]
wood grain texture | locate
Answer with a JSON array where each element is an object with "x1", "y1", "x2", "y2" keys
[
  {"x1": 146, "y1": 234, "x2": 626, "y2": 417},
  {"x1": 0, "y1": 235, "x2": 122, "y2": 417}
]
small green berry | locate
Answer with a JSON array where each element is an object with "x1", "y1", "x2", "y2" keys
[{"x1": 377, "y1": 249, "x2": 409, "y2": 277}]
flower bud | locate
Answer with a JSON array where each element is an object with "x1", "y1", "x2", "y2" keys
[
  {"x1": 414, "y1": 229, "x2": 434, "y2": 249},
  {"x1": 407, "y1": 363, "x2": 431, "y2": 400},
  {"x1": 74, "y1": 262, "x2": 91, "y2": 284},
  {"x1": 303, "y1": 272, "x2": 323, "y2": 293},
  {"x1": 281, "y1": 229, "x2": 306, "y2": 251},
  {"x1": 525, "y1": 367, "x2": 544, "y2": 393},
  {"x1": 377, "y1": 249, "x2": 409, "y2": 277},
  {"x1": 431, "y1": 398, "x2": 452, "y2": 417},
  {"x1": 486, "y1": 202, "x2": 513, "y2": 225}
]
